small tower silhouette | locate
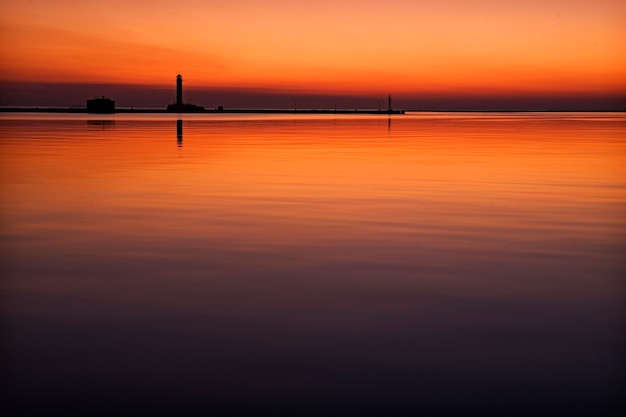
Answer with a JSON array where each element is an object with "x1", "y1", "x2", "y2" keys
[
  {"x1": 388, "y1": 95, "x2": 392, "y2": 113},
  {"x1": 176, "y1": 74, "x2": 183, "y2": 106},
  {"x1": 167, "y1": 74, "x2": 205, "y2": 112}
]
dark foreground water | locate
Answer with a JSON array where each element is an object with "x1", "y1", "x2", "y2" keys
[{"x1": 1, "y1": 113, "x2": 625, "y2": 415}]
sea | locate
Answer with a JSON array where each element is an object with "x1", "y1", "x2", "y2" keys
[{"x1": 1, "y1": 112, "x2": 625, "y2": 415}]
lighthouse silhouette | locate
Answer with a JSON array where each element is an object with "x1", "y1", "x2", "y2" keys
[
  {"x1": 176, "y1": 74, "x2": 183, "y2": 106},
  {"x1": 166, "y1": 74, "x2": 205, "y2": 112}
]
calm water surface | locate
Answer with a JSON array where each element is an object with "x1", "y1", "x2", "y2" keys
[{"x1": 1, "y1": 113, "x2": 625, "y2": 415}]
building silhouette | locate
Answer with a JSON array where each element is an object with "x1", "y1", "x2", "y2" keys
[{"x1": 87, "y1": 96, "x2": 115, "y2": 113}]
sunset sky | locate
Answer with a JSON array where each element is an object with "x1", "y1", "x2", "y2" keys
[{"x1": 1, "y1": 0, "x2": 625, "y2": 109}]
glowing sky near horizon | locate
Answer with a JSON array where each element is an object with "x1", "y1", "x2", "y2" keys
[{"x1": 1, "y1": 0, "x2": 625, "y2": 97}]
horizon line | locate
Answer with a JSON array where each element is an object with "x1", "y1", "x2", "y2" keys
[{"x1": 1, "y1": 106, "x2": 625, "y2": 114}]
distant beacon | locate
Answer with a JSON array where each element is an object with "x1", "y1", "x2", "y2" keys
[
  {"x1": 176, "y1": 74, "x2": 183, "y2": 106},
  {"x1": 166, "y1": 74, "x2": 205, "y2": 112}
]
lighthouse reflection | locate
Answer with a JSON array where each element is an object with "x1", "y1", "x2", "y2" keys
[{"x1": 176, "y1": 119, "x2": 183, "y2": 147}]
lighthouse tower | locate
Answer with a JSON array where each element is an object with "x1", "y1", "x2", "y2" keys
[
  {"x1": 176, "y1": 74, "x2": 183, "y2": 106},
  {"x1": 166, "y1": 74, "x2": 205, "y2": 112}
]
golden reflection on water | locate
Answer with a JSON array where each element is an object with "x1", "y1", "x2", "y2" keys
[{"x1": 1, "y1": 113, "x2": 625, "y2": 413}]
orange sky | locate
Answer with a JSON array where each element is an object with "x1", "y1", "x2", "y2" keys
[{"x1": 1, "y1": 0, "x2": 625, "y2": 100}]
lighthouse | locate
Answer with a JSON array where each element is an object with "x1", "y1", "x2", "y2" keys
[
  {"x1": 176, "y1": 74, "x2": 183, "y2": 106},
  {"x1": 166, "y1": 74, "x2": 205, "y2": 112}
]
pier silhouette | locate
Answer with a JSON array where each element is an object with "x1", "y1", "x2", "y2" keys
[{"x1": 0, "y1": 74, "x2": 406, "y2": 114}]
